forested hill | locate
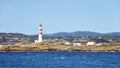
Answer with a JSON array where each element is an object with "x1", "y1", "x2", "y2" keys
[
  {"x1": 44, "y1": 31, "x2": 120, "y2": 37},
  {"x1": 1, "y1": 31, "x2": 120, "y2": 44}
]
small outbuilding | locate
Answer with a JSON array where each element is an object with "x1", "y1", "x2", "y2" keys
[
  {"x1": 73, "y1": 43, "x2": 82, "y2": 46},
  {"x1": 64, "y1": 42, "x2": 71, "y2": 45},
  {"x1": 87, "y1": 42, "x2": 96, "y2": 45}
]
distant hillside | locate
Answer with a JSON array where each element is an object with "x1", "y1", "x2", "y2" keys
[
  {"x1": 44, "y1": 31, "x2": 102, "y2": 37},
  {"x1": 105, "y1": 32, "x2": 120, "y2": 36},
  {"x1": 0, "y1": 33, "x2": 31, "y2": 44},
  {"x1": 1, "y1": 31, "x2": 120, "y2": 44},
  {"x1": 44, "y1": 31, "x2": 120, "y2": 37},
  {"x1": 0, "y1": 33, "x2": 27, "y2": 37}
]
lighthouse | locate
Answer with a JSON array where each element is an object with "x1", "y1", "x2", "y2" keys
[
  {"x1": 35, "y1": 24, "x2": 43, "y2": 43},
  {"x1": 38, "y1": 24, "x2": 42, "y2": 42}
]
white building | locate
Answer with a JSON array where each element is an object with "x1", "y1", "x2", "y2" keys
[
  {"x1": 64, "y1": 42, "x2": 71, "y2": 45},
  {"x1": 96, "y1": 43, "x2": 102, "y2": 45},
  {"x1": 87, "y1": 42, "x2": 96, "y2": 45},
  {"x1": 73, "y1": 43, "x2": 82, "y2": 46}
]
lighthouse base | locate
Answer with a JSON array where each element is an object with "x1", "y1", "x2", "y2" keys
[{"x1": 35, "y1": 40, "x2": 42, "y2": 43}]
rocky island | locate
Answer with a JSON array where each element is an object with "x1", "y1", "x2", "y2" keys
[
  {"x1": 0, "y1": 42, "x2": 120, "y2": 52},
  {"x1": 1, "y1": 32, "x2": 120, "y2": 52}
]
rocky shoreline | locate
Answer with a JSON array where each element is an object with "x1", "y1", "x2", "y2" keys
[{"x1": 0, "y1": 43, "x2": 120, "y2": 52}]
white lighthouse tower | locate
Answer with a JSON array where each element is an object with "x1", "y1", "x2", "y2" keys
[
  {"x1": 38, "y1": 24, "x2": 42, "y2": 42},
  {"x1": 35, "y1": 24, "x2": 43, "y2": 43}
]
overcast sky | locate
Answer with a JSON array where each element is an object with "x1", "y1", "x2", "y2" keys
[{"x1": 0, "y1": 0, "x2": 120, "y2": 34}]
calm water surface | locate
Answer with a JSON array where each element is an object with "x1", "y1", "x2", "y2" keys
[{"x1": 0, "y1": 51, "x2": 120, "y2": 68}]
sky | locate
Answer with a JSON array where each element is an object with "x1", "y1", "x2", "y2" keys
[{"x1": 0, "y1": 0, "x2": 120, "y2": 35}]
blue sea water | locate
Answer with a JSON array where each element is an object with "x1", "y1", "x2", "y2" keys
[{"x1": 0, "y1": 52, "x2": 120, "y2": 68}]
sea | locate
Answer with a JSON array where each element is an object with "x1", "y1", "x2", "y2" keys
[{"x1": 0, "y1": 51, "x2": 120, "y2": 68}]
